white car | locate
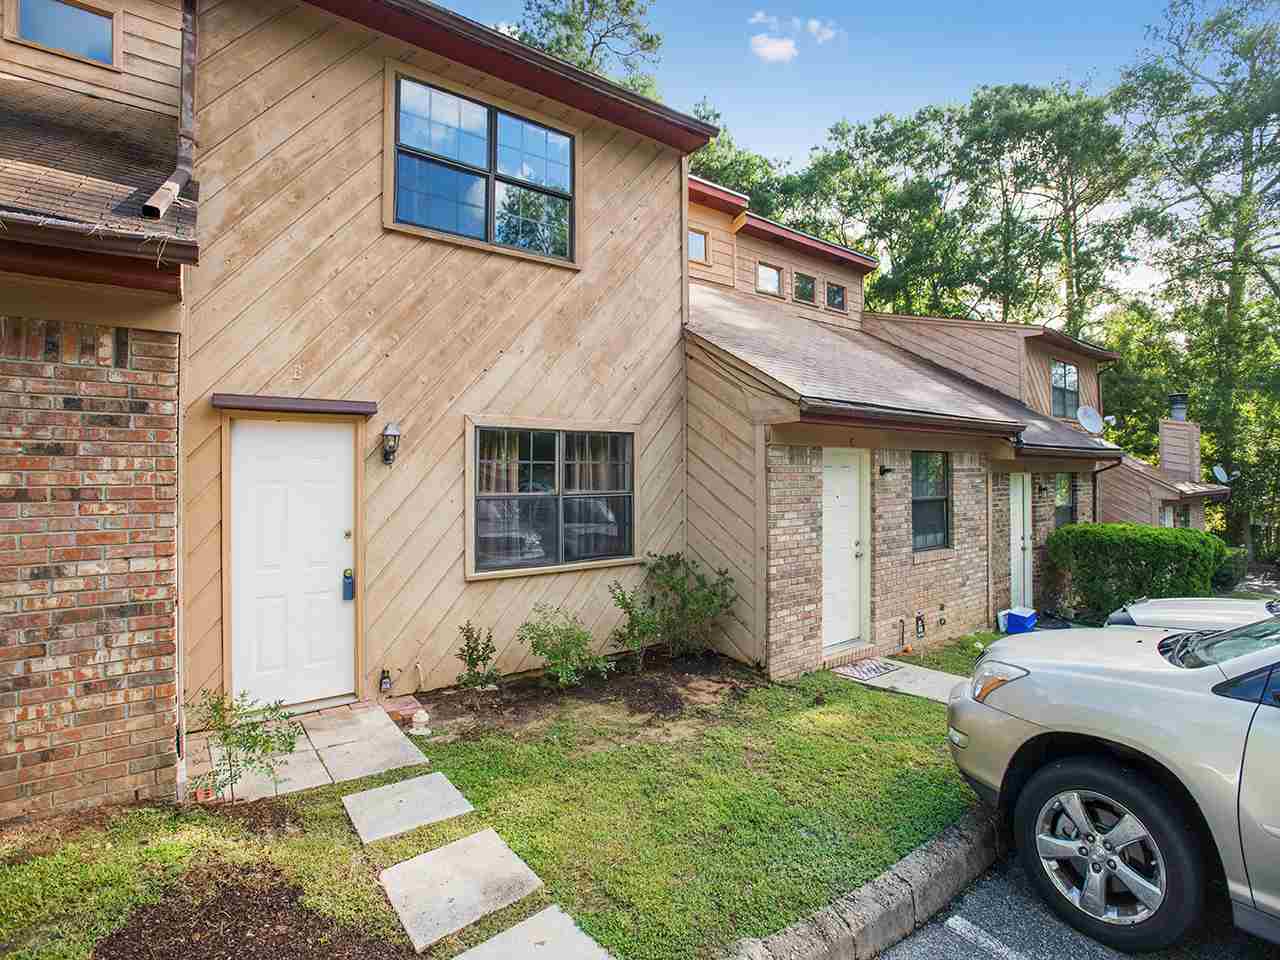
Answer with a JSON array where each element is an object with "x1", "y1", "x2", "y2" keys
[{"x1": 1106, "y1": 596, "x2": 1277, "y2": 632}]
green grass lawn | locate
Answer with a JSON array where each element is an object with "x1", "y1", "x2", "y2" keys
[
  {"x1": 890, "y1": 632, "x2": 999, "y2": 678},
  {"x1": 0, "y1": 671, "x2": 972, "y2": 960}
]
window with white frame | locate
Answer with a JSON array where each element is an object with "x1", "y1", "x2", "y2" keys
[
  {"x1": 474, "y1": 427, "x2": 633, "y2": 572},
  {"x1": 392, "y1": 75, "x2": 574, "y2": 260}
]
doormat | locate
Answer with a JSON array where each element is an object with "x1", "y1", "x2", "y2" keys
[{"x1": 834, "y1": 658, "x2": 901, "y2": 682}]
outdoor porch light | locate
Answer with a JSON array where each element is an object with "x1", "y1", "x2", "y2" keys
[
  {"x1": 381, "y1": 421, "x2": 402, "y2": 465},
  {"x1": 879, "y1": 465, "x2": 895, "y2": 477}
]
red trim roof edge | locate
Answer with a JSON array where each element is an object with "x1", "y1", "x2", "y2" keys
[
  {"x1": 307, "y1": 0, "x2": 716, "y2": 153},
  {"x1": 741, "y1": 213, "x2": 878, "y2": 272},
  {"x1": 688, "y1": 175, "x2": 749, "y2": 214}
]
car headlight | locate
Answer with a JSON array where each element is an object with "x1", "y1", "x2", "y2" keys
[{"x1": 970, "y1": 660, "x2": 1029, "y2": 703}]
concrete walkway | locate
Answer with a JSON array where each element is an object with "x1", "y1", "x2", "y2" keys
[
  {"x1": 186, "y1": 702, "x2": 428, "y2": 801},
  {"x1": 834, "y1": 659, "x2": 963, "y2": 704}
]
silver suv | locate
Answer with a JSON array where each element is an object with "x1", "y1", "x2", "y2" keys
[{"x1": 947, "y1": 616, "x2": 1280, "y2": 951}]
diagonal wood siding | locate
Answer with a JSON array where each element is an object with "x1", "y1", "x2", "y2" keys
[{"x1": 182, "y1": 0, "x2": 688, "y2": 700}]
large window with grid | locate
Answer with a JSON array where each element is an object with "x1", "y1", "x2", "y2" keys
[
  {"x1": 911, "y1": 452, "x2": 951, "y2": 551},
  {"x1": 392, "y1": 74, "x2": 574, "y2": 261},
  {"x1": 474, "y1": 427, "x2": 633, "y2": 572},
  {"x1": 1051, "y1": 360, "x2": 1079, "y2": 418}
]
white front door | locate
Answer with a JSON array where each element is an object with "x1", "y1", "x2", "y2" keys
[
  {"x1": 822, "y1": 448, "x2": 868, "y2": 652},
  {"x1": 231, "y1": 419, "x2": 356, "y2": 706},
  {"x1": 1009, "y1": 472, "x2": 1034, "y2": 609}
]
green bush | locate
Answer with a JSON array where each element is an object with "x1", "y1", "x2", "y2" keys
[
  {"x1": 1212, "y1": 546, "x2": 1249, "y2": 592},
  {"x1": 643, "y1": 552, "x2": 736, "y2": 659},
  {"x1": 517, "y1": 603, "x2": 612, "y2": 687},
  {"x1": 607, "y1": 579, "x2": 661, "y2": 672},
  {"x1": 455, "y1": 620, "x2": 500, "y2": 701},
  {"x1": 191, "y1": 691, "x2": 302, "y2": 801},
  {"x1": 1046, "y1": 523, "x2": 1226, "y2": 624}
]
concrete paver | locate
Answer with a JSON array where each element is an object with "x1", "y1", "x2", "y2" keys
[
  {"x1": 454, "y1": 906, "x2": 613, "y2": 959},
  {"x1": 343, "y1": 772, "x2": 473, "y2": 844}
]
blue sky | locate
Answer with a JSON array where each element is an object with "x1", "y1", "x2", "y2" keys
[{"x1": 447, "y1": 0, "x2": 1168, "y2": 163}]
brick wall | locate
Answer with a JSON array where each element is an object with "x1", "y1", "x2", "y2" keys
[
  {"x1": 991, "y1": 471, "x2": 1011, "y2": 614},
  {"x1": 869, "y1": 449, "x2": 990, "y2": 655},
  {"x1": 1032, "y1": 470, "x2": 1093, "y2": 609},
  {"x1": 765, "y1": 445, "x2": 822, "y2": 680},
  {"x1": 0, "y1": 317, "x2": 179, "y2": 822}
]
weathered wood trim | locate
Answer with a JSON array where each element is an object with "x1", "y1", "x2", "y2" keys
[
  {"x1": 210, "y1": 393, "x2": 378, "y2": 415},
  {"x1": 0, "y1": 239, "x2": 181, "y2": 293},
  {"x1": 0, "y1": 271, "x2": 182, "y2": 332},
  {"x1": 380, "y1": 57, "x2": 586, "y2": 271}
]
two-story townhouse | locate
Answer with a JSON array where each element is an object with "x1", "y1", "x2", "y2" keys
[
  {"x1": 683, "y1": 176, "x2": 1122, "y2": 679},
  {"x1": 0, "y1": 0, "x2": 714, "y2": 820}
]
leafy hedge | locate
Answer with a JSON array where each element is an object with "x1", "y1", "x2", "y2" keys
[
  {"x1": 1046, "y1": 523, "x2": 1227, "y2": 623},
  {"x1": 1212, "y1": 546, "x2": 1249, "y2": 592}
]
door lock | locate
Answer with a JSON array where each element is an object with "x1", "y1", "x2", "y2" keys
[
  {"x1": 344, "y1": 529, "x2": 353, "y2": 541},
  {"x1": 342, "y1": 568, "x2": 354, "y2": 601}
]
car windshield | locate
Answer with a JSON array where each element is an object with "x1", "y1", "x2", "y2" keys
[{"x1": 1180, "y1": 616, "x2": 1280, "y2": 668}]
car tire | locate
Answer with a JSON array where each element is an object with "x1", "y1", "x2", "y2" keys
[{"x1": 1013, "y1": 756, "x2": 1204, "y2": 952}]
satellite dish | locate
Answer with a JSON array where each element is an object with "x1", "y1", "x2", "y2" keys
[
  {"x1": 1213, "y1": 464, "x2": 1230, "y2": 484},
  {"x1": 1076, "y1": 405, "x2": 1104, "y2": 435}
]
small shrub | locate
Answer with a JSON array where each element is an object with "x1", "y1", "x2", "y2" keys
[
  {"x1": 191, "y1": 691, "x2": 302, "y2": 802},
  {"x1": 455, "y1": 620, "x2": 500, "y2": 703},
  {"x1": 1047, "y1": 523, "x2": 1225, "y2": 623},
  {"x1": 608, "y1": 579, "x2": 661, "y2": 672},
  {"x1": 1212, "y1": 546, "x2": 1249, "y2": 592},
  {"x1": 517, "y1": 603, "x2": 611, "y2": 688},
  {"x1": 644, "y1": 552, "x2": 735, "y2": 659}
]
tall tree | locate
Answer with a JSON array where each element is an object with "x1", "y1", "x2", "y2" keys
[
  {"x1": 1120, "y1": 0, "x2": 1280, "y2": 543},
  {"x1": 1097, "y1": 300, "x2": 1187, "y2": 460},
  {"x1": 513, "y1": 0, "x2": 662, "y2": 97},
  {"x1": 688, "y1": 99, "x2": 786, "y2": 217}
]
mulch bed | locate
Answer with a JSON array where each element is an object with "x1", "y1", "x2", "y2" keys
[
  {"x1": 413, "y1": 650, "x2": 762, "y2": 733},
  {"x1": 93, "y1": 864, "x2": 413, "y2": 960}
]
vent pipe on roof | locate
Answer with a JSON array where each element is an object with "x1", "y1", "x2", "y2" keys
[{"x1": 1169, "y1": 393, "x2": 1189, "y2": 421}]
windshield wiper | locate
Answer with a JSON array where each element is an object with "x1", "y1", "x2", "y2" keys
[{"x1": 1162, "y1": 629, "x2": 1220, "y2": 667}]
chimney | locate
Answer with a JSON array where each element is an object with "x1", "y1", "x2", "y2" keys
[{"x1": 1159, "y1": 393, "x2": 1201, "y2": 483}]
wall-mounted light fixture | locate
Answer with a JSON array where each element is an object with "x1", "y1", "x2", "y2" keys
[
  {"x1": 381, "y1": 421, "x2": 402, "y2": 465},
  {"x1": 879, "y1": 465, "x2": 895, "y2": 477}
]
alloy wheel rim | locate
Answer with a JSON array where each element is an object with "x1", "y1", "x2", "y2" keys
[{"x1": 1035, "y1": 789, "x2": 1166, "y2": 926}]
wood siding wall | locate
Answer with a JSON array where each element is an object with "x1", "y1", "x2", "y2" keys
[
  {"x1": 0, "y1": 0, "x2": 182, "y2": 115},
  {"x1": 1023, "y1": 341, "x2": 1101, "y2": 419},
  {"x1": 734, "y1": 233, "x2": 865, "y2": 330},
  {"x1": 860, "y1": 313, "x2": 1024, "y2": 400},
  {"x1": 684, "y1": 342, "x2": 766, "y2": 666},
  {"x1": 687, "y1": 202, "x2": 736, "y2": 288},
  {"x1": 182, "y1": 0, "x2": 688, "y2": 701},
  {"x1": 1098, "y1": 465, "x2": 1158, "y2": 525}
]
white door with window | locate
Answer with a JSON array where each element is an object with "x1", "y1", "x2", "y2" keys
[
  {"x1": 1009, "y1": 472, "x2": 1034, "y2": 609},
  {"x1": 231, "y1": 419, "x2": 356, "y2": 706},
  {"x1": 822, "y1": 448, "x2": 869, "y2": 653}
]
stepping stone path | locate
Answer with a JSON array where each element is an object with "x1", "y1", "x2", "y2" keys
[
  {"x1": 342, "y1": 770, "x2": 614, "y2": 956},
  {"x1": 835, "y1": 658, "x2": 961, "y2": 704}
]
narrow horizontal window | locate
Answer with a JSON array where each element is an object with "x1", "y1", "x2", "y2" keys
[
  {"x1": 826, "y1": 281, "x2": 847, "y2": 311},
  {"x1": 18, "y1": 0, "x2": 113, "y2": 64},
  {"x1": 757, "y1": 262, "x2": 782, "y2": 296},
  {"x1": 794, "y1": 272, "x2": 816, "y2": 304},
  {"x1": 475, "y1": 427, "x2": 632, "y2": 572},
  {"x1": 394, "y1": 75, "x2": 575, "y2": 261},
  {"x1": 911, "y1": 451, "x2": 950, "y2": 551},
  {"x1": 688, "y1": 228, "x2": 708, "y2": 263}
]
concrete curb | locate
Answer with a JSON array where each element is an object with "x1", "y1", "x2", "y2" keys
[{"x1": 723, "y1": 807, "x2": 999, "y2": 960}]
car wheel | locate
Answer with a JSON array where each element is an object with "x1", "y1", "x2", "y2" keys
[{"x1": 1013, "y1": 757, "x2": 1204, "y2": 952}]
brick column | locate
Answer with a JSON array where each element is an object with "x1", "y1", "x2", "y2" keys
[
  {"x1": 1030, "y1": 472, "x2": 1057, "y2": 608},
  {"x1": 765, "y1": 445, "x2": 821, "y2": 680},
  {"x1": 0, "y1": 317, "x2": 178, "y2": 822},
  {"x1": 990, "y1": 471, "x2": 1011, "y2": 614}
]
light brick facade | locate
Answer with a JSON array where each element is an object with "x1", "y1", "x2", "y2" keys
[
  {"x1": 0, "y1": 317, "x2": 179, "y2": 822},
  {"x1": 764, "y1": 445, "x2": 822, "y2": 680}
]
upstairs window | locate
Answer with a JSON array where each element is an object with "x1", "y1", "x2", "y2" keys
[
  {"x1": 12, "y1": 0, "x2": 115, "y2": 65},
  {"x1": 756, "y1": 262, "x2": 783, "y2": 296},
  {"x1": 826, "y1": 281, "x2": 847, "y2": 312},
  {"x1": 1052, "y1": 360, "x2": 1079, "y2": 418},
  {"x1": 794, "y1": 272, "x2": 816, "y2": 304},
  {"x1": 688, "y1": 228, "x2": 708, "y2": 264},
  {"x1": 393, "y1": 74, "x2": 574, "y2": 261},
  {"x1": 1054, "y1": 473, "x2": 1077, "y2": 527},
  {"x1": 911, "y1": 452, "x2": 950, "y2": 551},
  {"x1": 474, "y1": 427, "x2": 633, "y2": 572}
]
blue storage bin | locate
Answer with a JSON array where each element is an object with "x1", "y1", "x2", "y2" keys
[{"x1": 1006, "y1": 607, "x2": 1037, "y2": 634}]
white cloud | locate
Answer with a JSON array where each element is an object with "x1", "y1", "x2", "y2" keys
[
  {"x1": 806, "y1": 17, "x2": 837, "y2": 43},
  {"x1": 748, "y1": 9, "x2": 780, "y2": 29},
  {"x1": 750, "y1": 32, "x2": 799, "y2": 63}
]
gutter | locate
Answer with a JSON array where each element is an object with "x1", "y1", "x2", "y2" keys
[
  {"x1": 1014, "y1": 440, "x2": 1124, "y2": 459},
  {"x1": 800, "y1": 398, "x2": 1024, "y2": 436},
  {"x1": 143, "y1": 0, "x2": 197, "y2": 221},
  {"x1": 0, "y1": 209, "x2": 199, "y2": 265}
]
